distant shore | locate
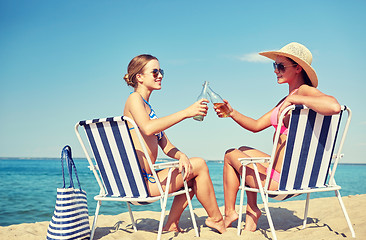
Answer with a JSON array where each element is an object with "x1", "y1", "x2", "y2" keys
[
  {"x1": 0, "y1": 194, "x2": 364, "y2": 240},
  {"x1": 1, "y1": 157, "x2": 366, "y2": 165}
]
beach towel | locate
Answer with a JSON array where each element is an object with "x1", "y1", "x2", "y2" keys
[{"x1": 46, "y1": 146, "x2": 90, "y2": 240}]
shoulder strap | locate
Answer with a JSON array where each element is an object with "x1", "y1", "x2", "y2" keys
[
  {"x1": 141, "y1": 96, "x2": 152, "y2": 109},
  {"x1": 61, "y1": 145, "x2": 82, "y2": 190}
]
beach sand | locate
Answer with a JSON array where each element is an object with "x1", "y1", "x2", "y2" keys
[{"x1": 1, "y1": 194, "x2": 364, "y2": 240}]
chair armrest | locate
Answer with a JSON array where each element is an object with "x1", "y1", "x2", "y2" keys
[
  {"x1": 153, "y1": 161, "x2": 180, "y2": 170},
  {"x1": 332, "y1": 153, "x2": 344, "y2": 159},
  {"x1": 88, "y1": 165, "x2": 99, "y2": 171},
  {"x1": 239, "y1": 157, "x2": 270, "y2": 166}
]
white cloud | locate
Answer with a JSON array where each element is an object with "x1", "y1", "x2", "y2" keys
[{"x1": 238, "y1": 53, "x2": 270, "y2": 63}]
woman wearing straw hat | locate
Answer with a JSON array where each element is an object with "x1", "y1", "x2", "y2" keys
[{"x1": 214, "y1": 42, "x2": 341, "y2": 231}]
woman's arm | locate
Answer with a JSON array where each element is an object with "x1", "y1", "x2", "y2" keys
[
  {"x1": 158, "y1": 135, "x2": 192, "y2": 180},
  {"x1": 279, "y1": 85, "x2": 341, "y2": 116},
  {"x1": 125, "y1": 92, "x2": 208, "y2": 136},
  {"x1": 215, "y1": 99, "x2": 272, "y2": 133}
]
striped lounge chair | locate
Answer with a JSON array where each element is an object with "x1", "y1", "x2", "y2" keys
[
  {"x1": 237, "y1": 105, "x2": 355, "y2": 240},
  {"x1": 75, "y1": 116, "x2": 199, "y2": 240}
]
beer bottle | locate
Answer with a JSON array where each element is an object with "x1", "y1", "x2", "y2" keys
[
  {"x1": 207, "y1": 85, "x2": 232, "y2": 118},
  {"x1": 193, "y1": 81, "x2": 209, "y2": 121}
]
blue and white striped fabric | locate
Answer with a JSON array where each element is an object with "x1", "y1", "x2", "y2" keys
[
  {"x1": 238, "y1": 106, "x2": 355, "y2": 239},
  {"x1": 271, "y1": 105, "x2": 342, "y2": 200},
  {"x1": 47, "y1": 146, "x2": 90, "y2": 240},
  {"x1": 79, "y1": 117, "x2": 153, "y2": 205},
  {"x1": 47, "y1": 188, "x2": 90, "y2": 240}
]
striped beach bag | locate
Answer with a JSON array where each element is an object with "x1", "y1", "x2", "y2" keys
[{"x1": 46, "y1": 146, "x2": 90, "y2": 240}]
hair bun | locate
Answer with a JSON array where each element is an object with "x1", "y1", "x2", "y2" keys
[{"x1": 123, "y1": 73, "x2": 136, "y2": 87}]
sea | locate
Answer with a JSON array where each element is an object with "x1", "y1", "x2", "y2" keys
[{"x1": 1, "y1": 158, "x2": 365, "y2": 227}]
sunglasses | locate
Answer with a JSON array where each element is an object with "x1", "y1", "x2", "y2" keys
[
  {"x1": 151, "y1": 68, "x2": 164, "y2": 78},
  {"x1": 273, "y1": 62, "x2": 297, "y2": 72}
]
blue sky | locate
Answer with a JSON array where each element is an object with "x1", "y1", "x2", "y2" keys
[{"x1": 1, "y1": 0, "x2": 365, "y2": 163}]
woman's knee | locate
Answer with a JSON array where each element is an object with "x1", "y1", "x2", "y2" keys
[
  {"x1": 224, "y1": 148, "x2": 237, "y2": 156},
  {"x1": 224, "y1": 148, "x2": 243, "y2": 164},
  {"x1": 190, "y1": 157, "x2": 208, "y2": 171},
  {"x1": 238, "y1": 146, "x2": 269, "y2": 158},
  {"x1": 238, "y1": 146, "x2": 255, "y2": 152}
]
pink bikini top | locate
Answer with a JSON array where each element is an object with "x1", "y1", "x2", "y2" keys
[{"x1": 270, "y1": 89, "x2": 298, "y2": 135}]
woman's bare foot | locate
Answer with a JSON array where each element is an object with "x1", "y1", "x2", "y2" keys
[
  {"x1": 162, "y1": 222, "x2": 183, "y2": 232},
  {"x1": 205, "y1": 217, "x2": 226, "y2": 234},
  {"x1": 243, "y1": 207, "x2": 262, "y2": 232},
  {"x1": 224, "y1": 210, "x2": 238, "y2": 228}
]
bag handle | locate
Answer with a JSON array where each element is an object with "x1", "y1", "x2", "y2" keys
[{"x1": 61, "y1": 145, "x2": 82, "y2": 190}]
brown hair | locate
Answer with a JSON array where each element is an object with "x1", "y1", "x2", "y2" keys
[
  {"x1": 287, "y1": 57, "x2": 313, "y2": 87},
  {"x1": 123, "y1": 54, "x2": 158, "y2": 88}
]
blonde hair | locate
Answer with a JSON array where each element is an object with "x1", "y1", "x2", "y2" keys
[{"x1": 123, "y1": 54, "x2": 158, "y2": 88}]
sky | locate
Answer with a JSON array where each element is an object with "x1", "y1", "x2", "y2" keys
[{"x1": 1, "y1": 0, "x2": 365, "y2": 163}]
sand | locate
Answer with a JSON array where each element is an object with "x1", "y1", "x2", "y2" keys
[{"x1": 1, "y1": 194, "x2": 364, "y2": 240}]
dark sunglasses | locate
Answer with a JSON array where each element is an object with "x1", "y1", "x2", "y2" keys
[
  {"x1": 151, "y1": 68, "x2": 164, "y2": 78},
  {"x1": 273, "y1": 62, "x2": 297, "y2": 72}
]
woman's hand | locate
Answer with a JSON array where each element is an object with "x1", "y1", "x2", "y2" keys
[
  {"x1": 213, "y1": 99, "x2": 233, "y2": 118},
  {"x1": 278, "y1": 85, "x2": 341, "y2": 119},
  {"x1": 185, "y1": 99, "x2": 209, "y2": 118},
  {"x1": 278, "y1": 95, "x2": 294, "y2": 119},
  {"x1": 178, "y1": 153, "x2": 192, "y2": 180}
]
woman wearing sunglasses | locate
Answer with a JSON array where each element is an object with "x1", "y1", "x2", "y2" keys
[
  {"x1": 214, "y1": 42, "x2": 341, "y2": 231},
  {"x1": 123, "y1": 54, "x2": 226, "y2": 234}
]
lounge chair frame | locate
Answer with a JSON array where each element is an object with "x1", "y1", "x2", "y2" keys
[
  {"x1": 237, "y1": 105, "x2": 355, "y2": 239},
  {"x1": 75, "y1": 116, "x2": 199, "y2": 240}
]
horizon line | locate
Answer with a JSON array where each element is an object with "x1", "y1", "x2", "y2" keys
[{"x1": 0, "y1": 157, "x2": 365, "y2": 164}]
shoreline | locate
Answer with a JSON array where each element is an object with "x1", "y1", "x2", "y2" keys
[
  {"x1": 1, "y1": 194, "x2": 364, "y2": 239},
  {"x1": 1, "y1": 157, "x2": 366, "y2": 165}
]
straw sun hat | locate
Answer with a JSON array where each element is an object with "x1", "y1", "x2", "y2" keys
[{"x1": 259, "y1": 42, "x2": 318, "y2": 88}]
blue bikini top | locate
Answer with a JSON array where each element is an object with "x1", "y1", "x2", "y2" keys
[{"x1": 129, "y1": 93, "x2": 164, "y2": 140}]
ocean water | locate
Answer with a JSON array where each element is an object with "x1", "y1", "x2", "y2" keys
[{"x1": 0, "y1": 158, "x2": 365, "y2": 227}]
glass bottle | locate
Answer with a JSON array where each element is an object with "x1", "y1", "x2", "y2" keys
[
  {"x1": 207, "y1": 85, "x2": 232, "y2": 118},
  {"x1": 193, "y1": 81, "x2": 209, "y2": 121}
]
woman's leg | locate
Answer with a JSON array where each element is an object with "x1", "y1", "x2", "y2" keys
[
  {"x1": 162, "y1": 185, "x2": 195, "y2": 232},
  {"x1": 240, "y1": 147, "x2": 281, "y2": 231},
  {"x1": 188, "y1": 158, "x2": 225, "y2": 233},
  {"x1": 223, "y1": 146, "x2": 272, "y2": 230},
  {"x1": 223, "y1": 148, "x2": 243, "y2": 227},
  {"x1": 242, "y1": 167, "x2": 263, "y2": 232},
  {"x1": 151, "y1": 157, "x2": 225, "y2": 233}
]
